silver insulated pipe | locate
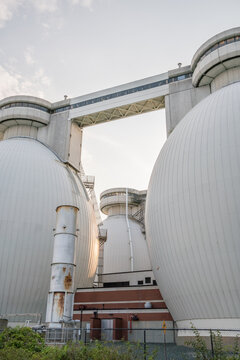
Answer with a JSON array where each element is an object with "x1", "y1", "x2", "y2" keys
[
  {"x1": 46, "y1": 205, "x2": 79, "y2": 327},
  {"x1": 126, "y1": 188, "x2": 134, "y2": 272}
]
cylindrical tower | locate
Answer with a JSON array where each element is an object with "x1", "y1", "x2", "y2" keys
[
  {"x1": 191, "y1": 27, "x2": 240, "y2": 91},
  {"x1": 46, "y1": 206, "x2": 79, "y2": 327},
  {"x1": 100, "y1": 188, "x2": 152, "y2": 281}
]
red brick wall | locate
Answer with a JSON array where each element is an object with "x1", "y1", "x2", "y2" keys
[{"x1": 74, "y1": 288, "x2": 163, "y2": 303}]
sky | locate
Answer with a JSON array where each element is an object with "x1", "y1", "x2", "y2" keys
[{"x1": 0, "y1": 0, "x2": 240, "y2": 203}]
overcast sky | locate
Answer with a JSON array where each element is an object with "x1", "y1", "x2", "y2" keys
[{"x1": 1, "y1": 0, "x2": 240, "y2": 204}]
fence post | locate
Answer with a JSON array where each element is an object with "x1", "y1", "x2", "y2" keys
[
  {"x1": 144, "y1": 329, "x2": 146, "y2": 360},
  {"x1": 210, "y1": 329, "x2": 214, "y2": 358},
  {"x1": 164, "y1": 330, "x2": 167, "y2": 360}
]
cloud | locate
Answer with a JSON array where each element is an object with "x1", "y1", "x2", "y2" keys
[
  {"x1": 30, "y1": 0, "x2": 58, "y2": 13},
  {"x1": 0, "y1": 0, "x2": 22, "y2": 28},
  {"x1": 0, "y1": 65, "x2": 51, "y2": 99},
  {"x1": 41, "y1": 22, "x2": 50, "y2": 29},
  {"x1": 24, "y1": 46, "x2": 35, "y2": 65},
  {"x1": 0, "y1": 0, "x2": 60, "y2": 28},
  {"x1": 70, "y1": 0, "x2": 94, "y2": 10},
  {"x1": 0, "y1": 0, "x2": 96, "y2": 28},
  {"x1": 34, "y1": 68, "x2": 51, "y2": 86},
  {"x1": 0, "y1": 66, "x2": 22, "y2": 97}
]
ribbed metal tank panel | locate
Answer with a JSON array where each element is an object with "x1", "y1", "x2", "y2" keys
[
  {"x1": 146, "y1": 82, "x2": 240, "y2": 322},
  {"x1": 103, "y1": 215, "x2": 151, "y2": 273},
  {"x1": 0, "y1": 138, "x2": 98, "y2": 319}
]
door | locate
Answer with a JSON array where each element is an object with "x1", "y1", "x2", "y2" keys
[{"x1": 101, "y1": 319, "x2": 113, "y2": 341}]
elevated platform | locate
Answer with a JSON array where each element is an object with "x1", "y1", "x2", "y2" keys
[{"x1": 1, "y1": 28, "x2": 240, "y2": 164}]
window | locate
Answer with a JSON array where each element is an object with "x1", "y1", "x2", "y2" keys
[
  {"x1": 0, "y1": 102, "x2": 50, "y2": 113},
  {"x1": 103, "y1": 281, "x2": 129, "y2": 288},
  {"x1": 153, "y1": 280, "x2": 157, "y2": 285},
  {"x1": 211, "y1": 44, "x2": 218, "y2": 51},
  {"x1": 200, "y1": 35, "x2": 240, "y2": 61},
  {"x1": 145, "y1": 277, "x2": 151, "y2": 284},
  {"x1": 138, "y1": 280, "x2": 143, "y2": 285},
  {"x1": 177, "y1": 75, "x2": 185, "y2": 81},
  {"x1": 227, "y1": 37, "x2": 234, "y2": 44},
  {"x1": 219, "y1": 40, "x2": 226, "y2": 47}
]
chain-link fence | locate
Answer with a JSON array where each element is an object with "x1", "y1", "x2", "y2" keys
[{"x1": 40, "y1": 327, "x2": 240, "y2": 360}]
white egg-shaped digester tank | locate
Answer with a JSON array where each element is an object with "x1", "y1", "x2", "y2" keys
[
  {"x1": 0, "y1": 137, "x2": 99, "y2": 321},
  {"x1": 146, "y1": 81, "x2": 240, "y2": 329},
  {"x1": 100, "y1": 188, "x2": 151, "y2": 273}
]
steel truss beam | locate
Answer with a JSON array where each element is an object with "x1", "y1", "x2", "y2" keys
[{"x1": 73, "y1": 96, "x2": 165, "y2": 127}]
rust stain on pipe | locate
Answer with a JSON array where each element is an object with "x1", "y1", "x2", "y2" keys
[
  {"x1": 53, "y1": 293, "x2": 64, "y2": 317},
  {"x1": 64, "y1": 272, "x2": 72, "y2": 290}
]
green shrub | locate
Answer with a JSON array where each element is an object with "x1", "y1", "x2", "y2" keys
[
  {"x1": 0, "y1": 328, "x2": 156, "y2": 360},
  {"x1": 231, "y1": 336, "x2": 240, "y2": 360},
  {"x1": 0, "y1": 347, "x2": 33, "y2": 360},
  {"x1": 212, "y1": 330, "x2": 227, "y2": 360},
  {"x1": 0, "y1": 327, "x2": 45, "y2": 353},
  {"x1": 186, "y1": 325, "x2": 240, "y2": 360},
  {"x1": 186, "y1": 327, "x2": 209, "y2": 360}
]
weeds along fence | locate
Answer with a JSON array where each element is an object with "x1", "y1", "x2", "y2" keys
[
  {"x1": 44, "y1": 327, "x2": 174, "y2": 344},
  {"x1": 1, "y1": 326, "x2": 240, "y2": 360},
  {"x1": 41, "y1": 327, "x2": 240, "y2": 360},
  {"x1": 43, "y1": 327, "x2": 240, "y2": 344}
]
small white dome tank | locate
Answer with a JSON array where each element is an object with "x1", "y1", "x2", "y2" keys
[
  {"x1": 0, "y1": 138, "x2": 99, "y2": 321},
  {"x1": 100, "y1": 188, "x2": 151, "y2": 273},
  {"x1": 146, "y1": 82, "x2": 240, "y2": 329},
  {"x1": 102, "y1": 216, "x2": 151, "y2": 273}
]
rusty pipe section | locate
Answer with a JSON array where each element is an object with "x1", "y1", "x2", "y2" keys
[{"x1": 46, "y1": 205, "x2": 79, "y2": 328}]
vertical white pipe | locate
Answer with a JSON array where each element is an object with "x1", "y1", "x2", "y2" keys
[
  {"x1": 96, "y1": 244, "x2": 104, "y2": 285},
  {"x1": 126, "y1": 188, "x2": 134, "y2": 271},
  {"x1": 46, "y1": 205, "x2": 78, "y2": 327}
]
